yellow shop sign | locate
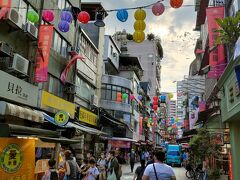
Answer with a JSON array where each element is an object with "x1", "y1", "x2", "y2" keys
[
  {"x1": 41, "y1": 91, "x2": 75, "y2": 118},
  {"x1": 79, "y1": 108, "x2": 97, "y2": 126}
]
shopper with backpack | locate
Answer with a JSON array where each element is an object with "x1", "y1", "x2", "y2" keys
[
  {"x1": 42, "y1": 159, "x2": 58, "y2": 180},
  {"x1": 133, "y1": 160, "x2": 146, "y2": 180}
]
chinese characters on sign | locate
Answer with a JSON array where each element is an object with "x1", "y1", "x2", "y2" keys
[
  {"x1": 79, "y1": 108, "x2": 97, "y2": 126},
  {"x1": 7, "y1": 82, "x2": 28, "y2": 100},
  {"x1": 35, "y1": 25, "x2": 54, "y2": 82}
]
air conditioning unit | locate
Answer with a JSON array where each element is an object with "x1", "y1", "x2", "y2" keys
[
  {"x1": 91, "y1": 95, "x2": 98, "y2": 106},
  {"x1": 67, "y1": 46, "x2": 80, "y2": 56},
  {"x1": 64, "y1": 86, "x2": 76, "y2": 94},
  {"x1": 24, "y1": 22, "x2": 38, "y2": 39},
  {"x1": 0, "y1": 42, "x2": 13, "y2": 57},
  {"x1": 8, "y1": 53, "x2": 29, "y2": 75},
  {"x1": 5, "y1": 8, "x2": 23, "y2": 29}
]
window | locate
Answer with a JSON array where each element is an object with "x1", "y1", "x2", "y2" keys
[
  {"x1": 57, "y1": 0, "x2": 71, "y2": 10},
  {"x1": 76, "y1": 76, "x2": 95, "y2": 101},
  {"x1": 52, "y1": 30, "x2": 69, "y2": 58},
  {"x1": 48, "y1": 75, "x2": 64, "y2": 98},
  {"x1": 101, "y1": 84, "x2": 131, "y2": 104}
]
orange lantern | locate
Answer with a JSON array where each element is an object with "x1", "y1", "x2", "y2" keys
[
  {"x1": 134, "y1": 20, "x2": 146, "y2": 31},
  {"x1": 134, "y1": 9, "x2": 146, "y2": 20},
  {"x1": 133, "y1": 31, "x2": 145, "y2": 43},
  {"x1": 170, "y1": 0, "x2": 183, "y2": 8}
]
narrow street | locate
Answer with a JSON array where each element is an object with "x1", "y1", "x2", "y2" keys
[{"x1": 121, "y1": 163, "x2": 187, "y2": 180}]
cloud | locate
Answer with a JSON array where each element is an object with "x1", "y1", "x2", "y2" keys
[{"x1": 82, "y1": 0, "x2": 199, "y2": 93}]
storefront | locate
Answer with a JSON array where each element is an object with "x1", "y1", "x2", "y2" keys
[{"x1": 217, "y1": 59, "x2": 239, "y2": 180}]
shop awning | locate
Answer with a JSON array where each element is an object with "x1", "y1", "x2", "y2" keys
[
  {"x1": 195, "y1": 108, "x2": 215, "y2": 125},
  {"x1": 108, "y1": 137, "x2": 136, "y2": 142},
  {"x1": 0, "y1": 101, "x2": 44, "y2": 123},
  {"x1": 38, "y1": 136, "x2": 81, "y2": 144},
  {"x1": 66, "y1": 122, "x2": 108, "y2": 136}
]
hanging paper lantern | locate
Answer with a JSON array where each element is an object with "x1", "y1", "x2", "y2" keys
[
  {"x1": 42, "y1": 10, "x2": 55, "y2": 22},
  {"x1": 134, "y1": 9, "x2": 146, "y2": 20},
  {"x1": 170, "y1": 0, "x2": 183, "y2": 8},
  {"x1": 130, "y1": 94, "x2": 135, "y2": 100},
  {"x1": 58, "y1": 20, "x2": 70, "y2": 33},
  {"x1": 134, "y1": 20, "x2": 146, "y2": 31},
  {"x1": 61, "y1": 11, "x2": 72, "y2": 23},
  {"x1": 78, "y1": 11, "x2": 90, "y2": 24},
  {"x1": 116, "y1": 9, "x2": 128, "y2": 22},
  {"x1": 27, "y1": 10, "x2": 39, "y2": 23},
  {"x1": 153, "y1": 96, "x2": 158, "y2": 101},
  {"x1": 153, "y1": 105, "x2": 158, "y2": 110},
  {"x1": 168, "y1": 93, "x2": 174, "y2": 99},
  {"x1": 153, "y1": 101, "x2": 158, "y2": 106},
  {"x1": 122, "y1": 93, "x2": 128, "y2": 100},
  {"x1": 133, "y1": 31, "x2": 145, "y2": 43},
  {"x1": 148, "y1": 118, "x2": 153, "y2": 123},
  {"x1": 117, "y1": 92, "x2": 122, "y2": 97},
  {"x1": 117, "y1": 97, "x2": 122, "y2": 102},
  {"x1": 152, "y1": 2, "x2": 165, "y2": 16},
  {"x1": 138, "y1": 95, "x2": 143, "y2": 101}
]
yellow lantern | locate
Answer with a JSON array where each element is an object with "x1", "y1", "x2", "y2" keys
[
  {"x1": 134, "y1": 20, "x2": 146, "y2": 31},
  {"x1": 134, "y1": 9, "x2": 146, "y2": 20},
  {"x1": 168, "y1": 93, "x2": 174, "y2": 99},
  {"x1": 133, "y1": 31, "x2": 145, "y2": 43}
]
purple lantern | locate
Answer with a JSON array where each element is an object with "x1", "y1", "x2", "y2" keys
[
  {"x1": 42, "y1": 10, "x2": 55, "y2": 22},
  {"x1": 152, "y1": 2, "x2": 165, "y2": 16},
  {"x1": 138, "y1": 95, "x2": 143, "y2": 101},
  {"x1": 61, "y1": 11, "x2": 72, "y2": 23},
  {"x1": 58, "y1": 20, "x2": 70, "y2": 32}
]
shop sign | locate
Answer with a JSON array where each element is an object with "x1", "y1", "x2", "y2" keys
[
  {"x1": 108, "y1": 140, "x2": 130, "y2": 148},
  {"x1": 0, "y1": 70, "x2": 38, "y2": 107},
  {"x1": 79, "y1": 108, "x2": 97, "y2": 126},
  {"x1": 40, "y1": 90, "x2": 75, "y2": 118},
  {"x1": 0, "y1": 138, "x2": 35, "y2": 179},
  {"x1": 54, "y1": 111, "x2": 69, "y2": 126}
]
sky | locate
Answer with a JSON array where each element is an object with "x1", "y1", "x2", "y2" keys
[{"x1": 84, "y1": 0, "x2": 199, "y2": 93}]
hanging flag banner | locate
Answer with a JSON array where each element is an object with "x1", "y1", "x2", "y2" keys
[
  {"x1": 206, "y1": 6, "x2": 226, "y2": 79},
  {"x1": 0, "y1": 138, "x2": 35, "y2": 179},
  {"x1": 139, "y1": 116, "x2": 143, "y2": 135},
  {"x1": 35, "y1": 25, "x2": 54, "y2": 82},
  {"x1": 60, "y1": 55, "x2": 85, "y2": 84}
]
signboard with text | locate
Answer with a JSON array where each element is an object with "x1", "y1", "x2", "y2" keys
[
  {"x1": 79, "y1": 108, "x2": 97, "y2": 126},
  {"x1": 0, "y1": 70, "x2": 38, "y2": 107},
  {"x1": 0, "y1": 138, "x2": 35, "y2": 179},
  {"x1": 108, "y1": 140, "x2": 130, "y2": 148}
]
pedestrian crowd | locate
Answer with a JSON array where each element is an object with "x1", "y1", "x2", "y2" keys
[{"x1": 42, "y1": 148, "x2": 176, "y2": 180}]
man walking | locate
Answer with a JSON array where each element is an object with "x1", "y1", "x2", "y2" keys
[
  {"x1": 129, "y1": 149, "x2": 136, "y2": 173},
  {"x1": 142, "y1": 151, "x2": 176, "y2": 180}
]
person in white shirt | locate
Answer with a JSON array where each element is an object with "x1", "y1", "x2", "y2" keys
[
  {"x1": 87, "y1": 158, "x2": 100, "y2": 180},
  {"x1": 142, "y1": 151, "x2": 176, "y2": 180}
]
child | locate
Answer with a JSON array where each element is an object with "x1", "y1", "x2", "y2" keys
[
  {"x1": 42, "y1": 159, "x2": 58, "y2": 180},
  {"x1": 86, "y1": 158, "x2": 99, "y2": 180}
]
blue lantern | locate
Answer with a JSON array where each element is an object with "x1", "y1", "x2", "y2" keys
[
  {"x1": 171, "y1": 117, "x2": 175, "y2": 125},
  {"x1": 61, "y1": 11, "x2": 72, "y2": 23},
  {"x1": 116, "y1": 9, "x2": 128, "y2": 22},
  {"x1": 58, "y1": 20, "x2": 70, "y2": 32}
]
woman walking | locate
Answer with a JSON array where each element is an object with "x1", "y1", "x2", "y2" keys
[{"x1": 97, "y1": 152, "x2": 107, "y2": 180}]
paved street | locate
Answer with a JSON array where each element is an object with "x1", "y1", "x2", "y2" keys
[{"x1": 121, "y1": 163, "x2": 187, "y2": 180}]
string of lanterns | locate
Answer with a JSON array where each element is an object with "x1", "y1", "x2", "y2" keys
[{"x1": 25, "y1": 0, "x2": 184, "y2": 37}]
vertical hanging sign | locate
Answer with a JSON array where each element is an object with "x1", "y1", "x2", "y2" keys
[
  {"x1": 228, "y1": 152, "x2": 233, "y2": 180},
  {"x1": 206, "y1": 6, "x2": 226, "y2": 78},
  {"x1": 35, "y1": 25, "x2": 54, "y2": 82},
  {"x1": 139, "y1": 116, "x2": 143, "y2": 135}
]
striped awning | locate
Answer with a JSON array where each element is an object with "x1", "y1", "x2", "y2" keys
[{"x1": 0, "y1": 101, "x2": 44, "y2": 123}]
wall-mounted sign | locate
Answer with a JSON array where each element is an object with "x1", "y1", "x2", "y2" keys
[
  {"x1": 54, "y1": 111, "x2": 69, "y2": 126},
  {"x1": 0, "y1": 138, "x2": 35, "y2": 179},
  {"x1": 0, "y1": 70, "x2": 38, "y2": 107},
  {"x1": 108, "y1": 140, "x2": 130, "y2": 148},
  {"x1": 40, "y1": 90, "x2": 75, "y2": 118},
  {"x1": 79, "y1": 108, "x2": 97, "y2": 126}
]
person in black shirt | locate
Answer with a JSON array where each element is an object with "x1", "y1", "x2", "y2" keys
[{"x1": 133, "y1": 160, "x2": 146, "y2": 180}]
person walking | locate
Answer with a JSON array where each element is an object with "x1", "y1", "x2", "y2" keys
[
  {"x1": 107, "y1": 150, "x2": 120, "y2": 180},
  {"x1": 64, "y1": 150, "x2": 81, "y2": 180},
  {"x1": 87, "y1": 151, "x2": 95, "y2": 161},
  {"x1": 42, "y1": 159, "x2": 58, "y2": 180},
  {"x1": 144, "y1": 151, "x2": 150, "y2": 161},
  {"x1": 97, "y1": 152, "x2": 107, "y2": 180},
  {"x1": 129, "y1": 149, "x2": 136, "y2": 173},
  {"x1": 142, "y1": 151, "x2": 176, "y2": 180},
  {"x1": 86, "y1": 158, "x2": 100, "y2": 180},
  {"x1": 133, "y1": 159, "x2": 146, "y2": 180}
]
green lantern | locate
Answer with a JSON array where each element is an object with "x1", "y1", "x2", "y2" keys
[
  {"x1": 122, "y1": 93, "x2": 128, "y2": 100},
  {"x1": 27, "y1": 11, "x2": 39, "y2": 23},
  {"x1": 148, "y1": 118, "x2": 152, "y2": 123}
]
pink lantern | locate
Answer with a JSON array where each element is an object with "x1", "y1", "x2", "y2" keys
[
  {"x1": 78, "y1": 11, "x2": 90, "y2": 24},
  {"x1": 130, "y1": 94, "x2": 135, "y2": 100},
  {"x1": 152, "y1": 2, "x2": 165, "y2": 16},
  {"x1": 42, "y1": 10, "x2": 55, "y2": 22},
  {"x1": 153, "y1": 105, "x2": 158, "y2": 111}
]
